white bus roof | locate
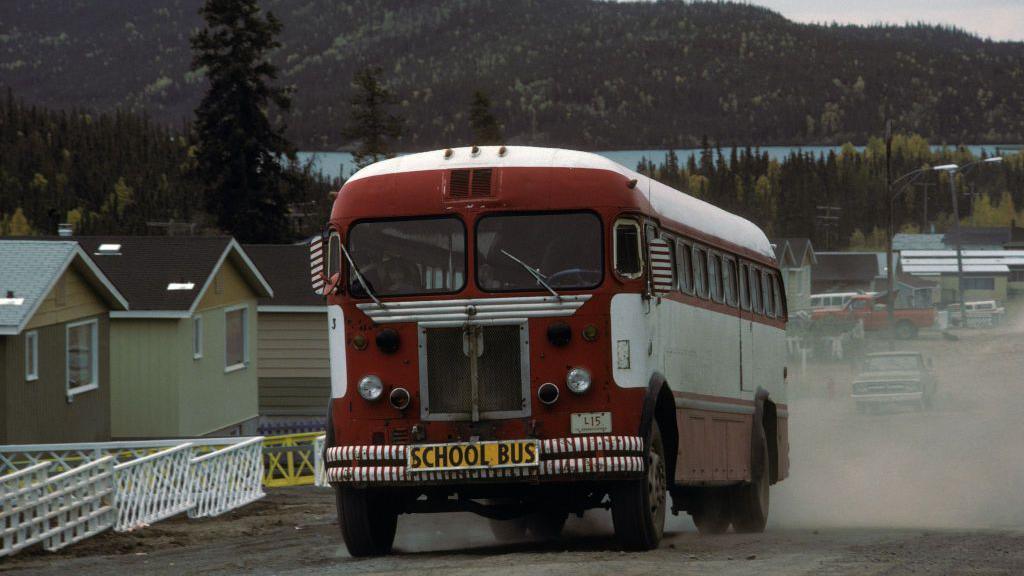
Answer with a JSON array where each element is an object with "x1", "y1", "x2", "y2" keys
[{"x1": 348, "y1": 146, "x2": 775, "y2": 260}]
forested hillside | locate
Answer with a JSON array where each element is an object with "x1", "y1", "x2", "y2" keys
[{"x1": 2, "y1": 0, "x2": 1023, "y2": 150}]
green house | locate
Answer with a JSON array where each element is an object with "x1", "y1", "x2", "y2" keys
[
  {"x1": 0, "y1": 240, "x2": 128, "y2": 443},
  {"x1": 77, "y1": 237, "x2": 273, "y2": 438}
]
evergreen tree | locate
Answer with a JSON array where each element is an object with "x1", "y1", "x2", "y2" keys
[
  {"x1": 469, "y1": 90, "x2": 503, "y2": 145},
  {"x1": 190, "y1": 0, "x2": 293, "y2": 242},
  {"x1": 343, "y1": 66, "x2": 404, "y2": 169}
]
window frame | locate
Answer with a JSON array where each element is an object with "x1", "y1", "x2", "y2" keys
[
  {"x1": 613, "y1": 217, "x2": 644, "y2": 280},
  {"x1": 773, "y1": 273, "x2": 786, "y2": 318},
  {"x1": 676, "y1": 238, "x2": 695, "y2": 295},
  {"x1": 192, "y1": 315, "x2": 203, "y2": 360},
  {"x1": 762, "y1": 270, "x2": 775, "y2": 318},
  {"x1": 723, "y1": 255, "x2": 739, "y2": 308},
  {"x1": 692, "y1": 245, "x2": 709, "y2": 299},
  {"x1": 708, "y1": 251, "x2": 725, "y2": 304},
  {"x1": 347, "y1": 214, "x2": 469, "y2": 298},
  {"x1": 224, "y1": 305, "x2": 249, "y2": 373},
  {"x1": 25, "y1": 330, "x2": 39, "y2": 382},
  {"x1": 476, "y1": 210, "x2": 605, "y2": 293},
  {"x1": 748, "y1": 264, "x2": 763, "y2": 314},
  {"x1": 65, "y1": 318, "x2": 99, "y2": 399},
  {"x1": 739, "y1": 262, "x2": 751, "y2": 311}
]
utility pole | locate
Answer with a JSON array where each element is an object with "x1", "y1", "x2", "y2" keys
[
  {"x1": 916, "y1": 182, "x2": 934, "y2": 232},
  {"x1": 885, "y1": 119, "x2": 895, "y2": 351},
  {"x1": 946, "y1": 171, "x2": 968, "y2": 327},
  {"x1": 814, "y1": 205, "x2": 841, "y2": 250}
]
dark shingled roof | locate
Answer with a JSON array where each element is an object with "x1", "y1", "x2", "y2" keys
[
  {"x1": 244, "y1": 244, "x2": 325, "y2": 307},
  {"x1": 813, "y1": 252, "x2": 880, "y2": 283}
]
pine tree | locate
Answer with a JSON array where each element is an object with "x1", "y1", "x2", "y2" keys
[
  {"x1": 343, "y1": 66, "x2": 404, "y2": 169},
  {"x1": 469, "y1": 91, "x2": 503, "y2": 145},
  {"x1": 190, "y1": 0, "x2": 293, "y2": 242}
]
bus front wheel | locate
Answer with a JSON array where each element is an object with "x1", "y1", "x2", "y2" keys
[
  {"x1": 612, "y1": 425, "x2": 667, "y2": 550},
  {"x1": 336, "y1": 486, "x2": 398, "y2": 557}
]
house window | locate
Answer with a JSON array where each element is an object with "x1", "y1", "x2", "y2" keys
[
  {"x1": 25, "y1": 331, "x2": 39, "y2": 381},
  {"x1": 225, "y1": 306, "x2": 248, "y2": 371},
  {"x1": 1010, "y1": 270, "x2": 1024, "y2": 283},
  {"x1": 962, "y1": 277, "x2": 995, "y2": 291},
  {"x1": 66, "y1": 319, "x2": 99, "y2": 397},
  {"x1": 192, "y1": 316, "x2": 203, "y2": 360}
]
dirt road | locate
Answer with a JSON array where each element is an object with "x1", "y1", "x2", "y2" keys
[{"x1": 5, "y1": 316, "x2": 1024, "y2": 575}]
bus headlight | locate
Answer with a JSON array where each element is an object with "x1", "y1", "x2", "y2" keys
[
  {"x1": 358, "y1": 375, "x2": 384, "y2": 401},
  {"x1": 566, "y1": 367, "x2": 591, "y2": 395}
]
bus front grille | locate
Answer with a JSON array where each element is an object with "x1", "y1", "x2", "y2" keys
[{"x1": 419, "y1": 323, "x2": 530, "y2": 420}]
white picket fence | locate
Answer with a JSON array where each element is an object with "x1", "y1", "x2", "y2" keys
[{"x1": 0, "y1": 437, "x2": 265, "y2": 558}]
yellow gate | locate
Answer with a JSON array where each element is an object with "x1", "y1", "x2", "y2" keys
[{"x1": 261, "y1": 432, "x2": 323, "y2": 487}]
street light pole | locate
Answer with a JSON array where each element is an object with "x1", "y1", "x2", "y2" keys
[
  {"x1": 935, "y1": 157, "x2": 1003, "y2": 328},
  {"x1": 886, "y1": 165, "x2": 932, "y2": 344}
]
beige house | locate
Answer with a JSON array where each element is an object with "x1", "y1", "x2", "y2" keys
[
  {"x1": 245, "y1": 244, "x2": 329, "y2": 433},
  {"x1": 76, "y1": 237, "x2": 273, "y2": 438},
  {"x1": 0, "y1": 240, "x2": 128, "y2": 443}
]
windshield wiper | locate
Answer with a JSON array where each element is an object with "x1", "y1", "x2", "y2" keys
[
  {"x1": 500, "y1": 249, "x2": 560, "y2": 300},
  {"x1": 339, "y1": 243, "x2": 383, "y2": 307}
]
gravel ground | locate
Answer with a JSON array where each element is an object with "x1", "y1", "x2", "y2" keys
[{"x1": 4, "y1": 310, "x2": 1024, "y2": 575}]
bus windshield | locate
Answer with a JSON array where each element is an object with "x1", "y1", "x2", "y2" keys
[
  {"x1": 476, "y1": 212, "x2": 602, "y2": 292},
  {"x1": 347, "y1": 217, "x2": 466, "y2": 297}
]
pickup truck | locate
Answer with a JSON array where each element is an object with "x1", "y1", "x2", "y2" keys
[
  {"x1": 811, "y1": 295, "x2": 935, "y2": 338},
  {"x1": 852, "y1": 351, "x2": 937, "y2": 413},
  {"x1": 948, "y1": 300, "x2": 1006, "y2": 327}
]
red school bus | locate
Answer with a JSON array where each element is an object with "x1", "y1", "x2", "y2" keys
[{"x1": 312, "y1": 146, "x2": 789, "y2": 556}]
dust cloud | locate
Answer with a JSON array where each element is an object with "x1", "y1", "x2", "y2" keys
[
  {"x1": 771, "y1": 304, "x2": 1024, "y2": 530},
  {"x1": 394, "y1": 306, "x2": 1024, "y2": 553}
]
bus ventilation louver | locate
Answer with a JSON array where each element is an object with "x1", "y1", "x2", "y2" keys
[
  {"x1": 649, "y1": 238, "x2": 674, "y2": 296},
  {"x1": 449, "y1": 168, "x2": 493, "y2": 199},
  {"x1": 310, "y1": 235, "x2": 325, "y2": 296}
]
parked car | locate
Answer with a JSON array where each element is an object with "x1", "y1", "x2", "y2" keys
[
  {"x1": 948, "y1": 300, "x2": 1006, "y2": 327},
  {"x1": 812, "y1": 294, "x2": 936, "y2": 338},
  {"x1": 810, "y1": 292, "x2": 859, "y2": 310},
  {"x1": 851, "y1": 351, "x2": 937, "y2": 412}
]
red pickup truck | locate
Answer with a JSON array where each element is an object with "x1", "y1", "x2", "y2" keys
[{"x1": 811, "y1": 295, "x2": 936, "y2": 338}]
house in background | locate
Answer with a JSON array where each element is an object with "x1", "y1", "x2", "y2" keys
[
  {"x1": 74, "y1": 237, "x2": 273, "y2": 439},
  {"x1": 812, "y1": 252, "x2": 883, "y2": 294},
  {"x1": 245, "y1": 244, "x2": 329, "y2": 433},
  {"x1": 772, "y1": 238, "x2": 816, "y2": 312},
  {"x1": 900, "y1": 249, "x2": 1020, "y2": 303},
  {"x1": 0, "y1": 241, "x2": 128, "y2": 443}
]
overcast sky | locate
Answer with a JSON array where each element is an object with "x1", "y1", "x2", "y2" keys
[{"x1": 624, "y1": 1, "x2": 1024, "y2": 42}]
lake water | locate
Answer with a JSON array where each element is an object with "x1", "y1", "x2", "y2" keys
[{"x1": 298, "y1": 144, "x2": 1021, "y2": 180}]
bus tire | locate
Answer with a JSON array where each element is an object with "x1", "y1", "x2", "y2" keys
[
  {"x1": 691, "y1": 488, "x2": 731, "y2": 535},
  {"x1": 336, "y1": 486, "x2": 398, "y2": 557},
  {"x1": 612, "y1": 424, "x2": 667, "y2": 550},
  {"x1": 730, "y1": 429, "x2": 770, "y2": 533},
  {"x1": 489, "y1": 517, "x2": 528, "y2": 542},
  {"x1": 527, "y1": 510, "x2": 568, "y2": 541}
]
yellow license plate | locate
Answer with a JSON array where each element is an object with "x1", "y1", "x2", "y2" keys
[{"x1": 407, "y1": 440, "x2": 539, "y2": 472}]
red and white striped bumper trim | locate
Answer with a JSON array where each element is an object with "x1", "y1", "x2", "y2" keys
[{"x1": 324, "y1": 435, "x2": 645, "y2": 485}]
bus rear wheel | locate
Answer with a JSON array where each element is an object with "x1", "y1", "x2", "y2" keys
[
  {"x1": 336, "y1": 486, "x2": 398, "y2": 557},
  {"x1": 692, "y1": 488, "x2": 731, "y2": 535},
  {"x1": 612, "y1": 425, "x2": 667, "y2": 550},
  {"x1": 730, "y1": 430, "x2": 770, "y2": 533}
]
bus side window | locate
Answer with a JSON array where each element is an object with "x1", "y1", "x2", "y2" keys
[
  {"x1": 676, "y1": 239, "x2": 694, "y2": 294},
  {"x1": 326, "y1": 231, "x2": 342, "y2": 294},
  {"x1": 762, "y1": 270, "x2": 775, "y2": 317},
  {"x1": 693, "y1": 246, "x2": 709, "y2": 299},
  {"x1": 723, "y1": 255, "x2": 739, "y2": 307},
  {"x1": 749, "y1": 265, "x2": 763, "y2": 314},
  {"x1": 709, "y1": 252, "x2": 724, "y2": 304},
  {"x1": 614, "y1": 220, "x2": 643, "y2": 279},
  {"x1": 773, "y1": 273, "x2": 786, "y2": 318},
  {"x1": 739, "y1": 262, "x2": 751, "y2": 311}
]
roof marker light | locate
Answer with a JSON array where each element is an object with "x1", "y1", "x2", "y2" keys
[
  {"x1": 471, "y1": 146, "x2": 480, "y2": 156},
  {"x1": 627, "y1": 178, "x2": 638, "y2": 189},
  {"x1": 498, "y1": 145, "x2": 507, "y2": 157},
  {"x1": 444, "y1": 148, "x2": 454, "y2": 159},
  {"x1": 167, "y1": 282, "x2": 195, "y2": 291}
]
